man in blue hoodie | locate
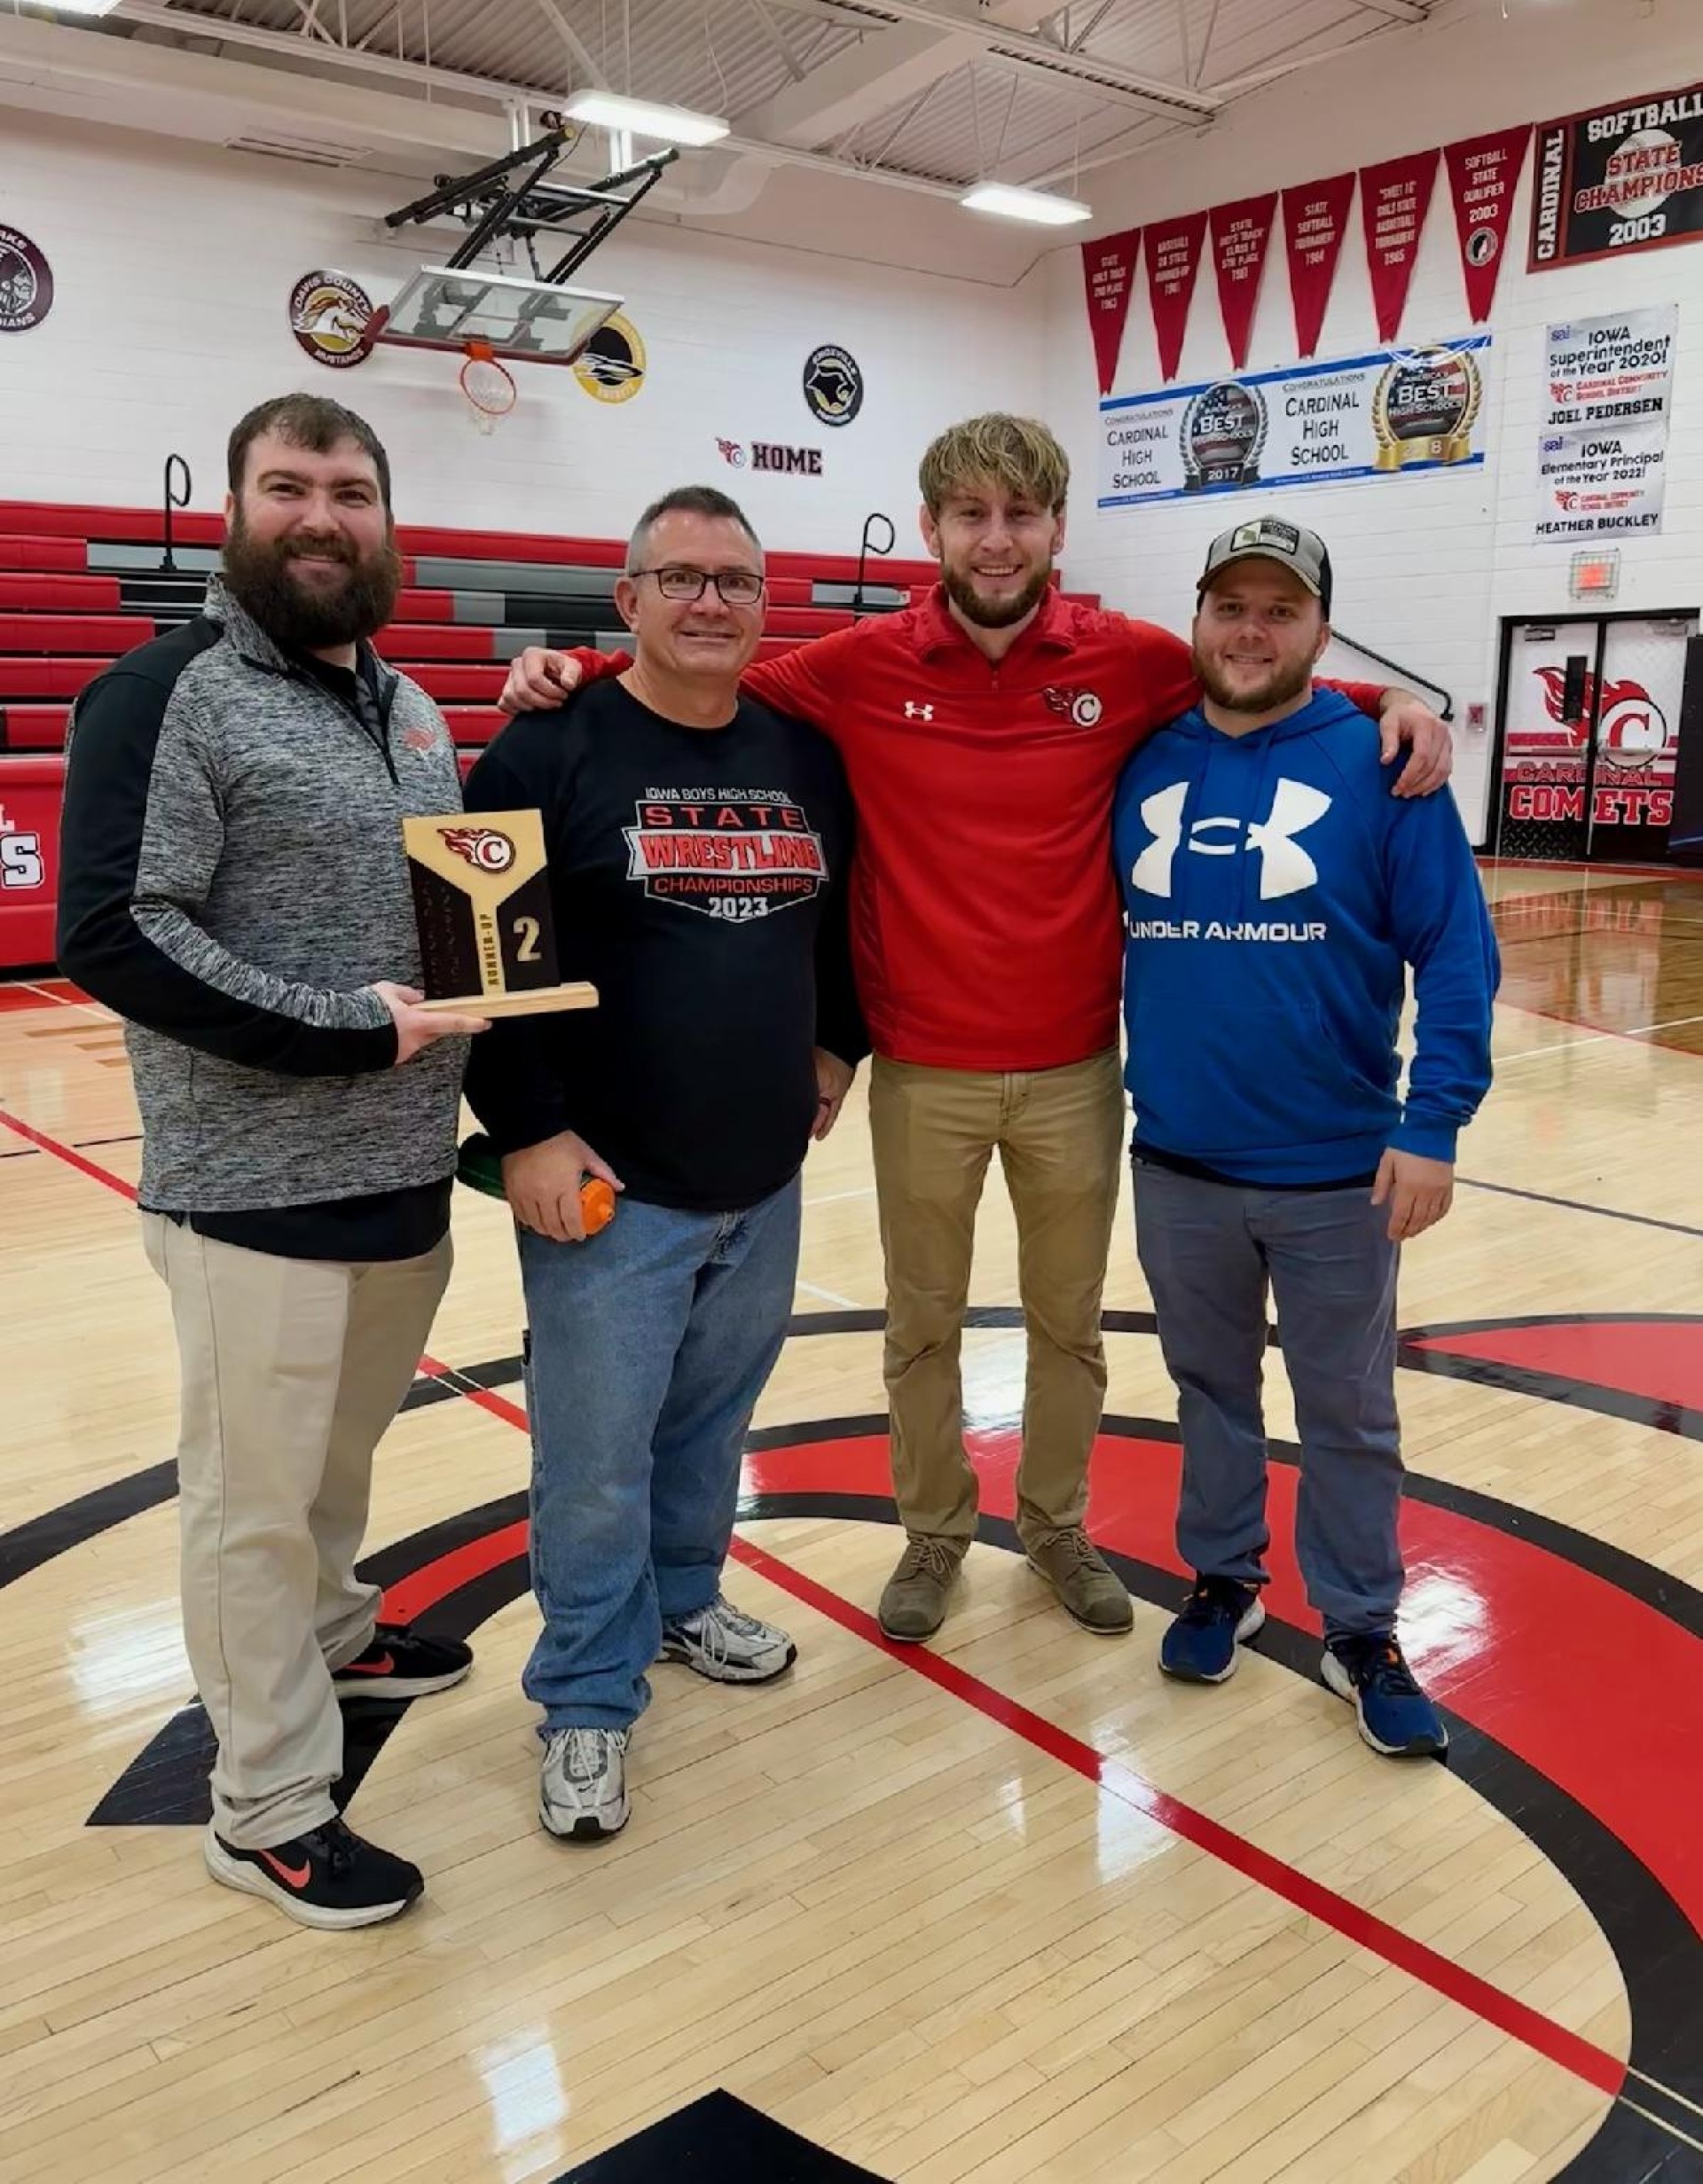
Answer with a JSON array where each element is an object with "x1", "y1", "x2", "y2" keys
[{"x1": 1112, "y1": 516, "x2": 1499, "y2": 1759}]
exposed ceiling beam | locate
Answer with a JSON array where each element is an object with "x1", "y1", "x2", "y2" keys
[
  {"x1": 802, "y1": 0, "x2": 1221, "y2": 115},
  {"x1": 529, "y1": 0, "x2": 608, "y2": 89},
  {"x1": 1345, "y1": 0, "x2": 1426, "y2": 20},
  {"x1": 744, "y1": 0, "x2": 809, "y2": 81},
  {"x1": 738, "y1": 0, "x2": 1213, "y2": 160},
  {"x1": 101, "y1": 2, "x2": 982, "y2": 201}
]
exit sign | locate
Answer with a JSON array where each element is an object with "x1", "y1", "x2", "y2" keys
[{"x1": 1569, "y1": 550, "x2": 1621, "y2": 599}]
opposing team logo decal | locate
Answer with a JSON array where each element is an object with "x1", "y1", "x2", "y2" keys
[
  {"x1": 288, "y1": 270, "x2": 376, "y2": 369},
  {"x1": 439, "y1": 825, "x2": 517, "y2": 873},
  {"x1": 622, "y1": 790, "x2": 828, "y2": 921}
]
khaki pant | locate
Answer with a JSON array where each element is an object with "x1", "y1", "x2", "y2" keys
[
  {"x1": 868, "y1": 1048, "x2": 1125, "y2": 1551},
  {"x1": 142, "y1": 1214, "x2": 452, "y2": 1849}
]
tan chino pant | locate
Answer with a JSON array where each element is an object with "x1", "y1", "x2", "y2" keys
[
  {"x1": 868, "y1": 1047, "x2": 1125, "y2": 1552},
  {"x1": 142, "y1": 1214, "x2": 452, "y2": 1848}
]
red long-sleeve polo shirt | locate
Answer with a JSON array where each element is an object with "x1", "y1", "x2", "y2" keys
[{"x1": 580, "y1": 586, "x2": 1383, "y2": 1071}]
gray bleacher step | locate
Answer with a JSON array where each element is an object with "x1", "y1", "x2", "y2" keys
[
  {"x1": 813, "y1": 583, "x2": 906, "y2": 609},
  {"x1": 91, "y1": 544, "x2": 223, "y2": 575},
  {"x1": 506, "y1": 593, "x2": 625, "y2": 630},
  {"x1": 415, "y1": 558, "x2": 619, "y2": 598},
  {"x1": 451, "y1": 592, "x2": 506, "y2": 624}
]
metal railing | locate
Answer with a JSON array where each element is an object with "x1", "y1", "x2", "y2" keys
[
  {"x1": 161, "y1": 454, "x2": 192, "y2": 574},
  {"x1": 852, "y1": 512, "x2": 896, "y2": 615}
]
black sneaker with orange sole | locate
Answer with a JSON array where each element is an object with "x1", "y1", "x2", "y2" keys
[
  {"x1": 331, "y1": 1625, "x2": 473, "y2": 1701},
  {"x1": 204, "y1": 1817, "x2": 423, "y2": 1930}
]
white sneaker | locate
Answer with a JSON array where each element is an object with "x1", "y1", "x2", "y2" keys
[
  {"x1": 659, "y1": 1593, "x2": 797, "y2": 1684},
  {"x1": 539, "y1": 1726, "x2": 631, "y2": 1842}
]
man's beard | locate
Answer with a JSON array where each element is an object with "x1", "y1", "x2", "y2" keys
[
  {"x1": 941, "y1": 559, "x2": 1051, "y2": 630},
  {"x1": 1193, "y1": 646, "x2": 1315, "y2": 715},
  {"x1": 223, "y1": 513, "x2": 401, "y2": 653}
]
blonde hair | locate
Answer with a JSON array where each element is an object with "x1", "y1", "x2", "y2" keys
[{"x1": 918, "y1": 413, "x2": 1070, "y2": 516}]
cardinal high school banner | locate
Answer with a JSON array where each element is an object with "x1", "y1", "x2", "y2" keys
[{"x1": 1097, "y1": 333, "x2": 1491, "y2": 510}]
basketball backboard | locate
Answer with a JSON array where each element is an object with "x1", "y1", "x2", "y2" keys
[{"x1": 367, "y1": 266, "x2": 623, "y2": 366}]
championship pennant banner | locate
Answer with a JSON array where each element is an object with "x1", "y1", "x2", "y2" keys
[
  {"x1": 1535, "y1": 304, "x2": 1677, "y2": 542},
  {"x1": 1098, "y1": 333, "x2": 1490, "y2": 510},
  {"x1": 1282, "y1": 175, "x2": 1355, "y2": 359},
  {"x1": 1080, "y1": 228, "x2": 1141, "y2": 397},
  {"x1": 1530, "y1": 80, "x2": 1703, "y2": 269}
]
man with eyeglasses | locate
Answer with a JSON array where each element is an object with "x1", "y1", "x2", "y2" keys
[{"x1": 461, "y1": 484, "x2": 866, "y2": 1843}]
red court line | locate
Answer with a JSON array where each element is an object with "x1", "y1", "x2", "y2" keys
[
  {"x1": 2, "y1": 1099, "x2": 1629, "y2": 2104},
  {"x1": 729, "y1": 1533, "x2": 1624, "y2": 2100},
  {"x1": 0, "y1": 1108, "x2": 137, "y2": 1196}
]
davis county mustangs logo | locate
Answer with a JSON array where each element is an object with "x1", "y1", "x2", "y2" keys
[
  {"x1": 803, "y1": 345, "x2": 863, "y2": 427},
  {"x1": 0, "y1": 226, "x2": 53, "y2": 334},
  {"x1": 289, "y1": 270, "x2": 376, "y2": 369},
  {"x1": 1181, "y1": 380, "x2": 1267, "y2": 489},
  {"x1": 440, "y1": 825, "x2": 517, "y2": 873}
]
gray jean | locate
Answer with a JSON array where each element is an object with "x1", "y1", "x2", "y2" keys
[{"x1": 1132, "y1": 1157, "x2": 1404, "y2": 1637}]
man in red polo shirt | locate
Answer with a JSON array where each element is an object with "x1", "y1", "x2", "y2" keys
[{"x1": 498, "y1": 414, "x2": 1450, "y2": 1645}]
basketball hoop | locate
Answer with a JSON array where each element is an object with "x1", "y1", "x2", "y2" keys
[{"x1": 459, "y1": 340, "x2": 518, "y2": 434}]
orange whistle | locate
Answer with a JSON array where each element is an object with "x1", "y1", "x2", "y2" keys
[{"x1": 580, "y1": 1177, "x2": 616, "y2": 1237}]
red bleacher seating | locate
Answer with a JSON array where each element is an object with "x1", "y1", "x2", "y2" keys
[{"x1": 0, "y1": 498, "x2": 1096, "y2": 972}]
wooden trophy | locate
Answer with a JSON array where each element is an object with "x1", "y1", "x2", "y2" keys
[{"x1": 403, "y1": 810, "x2": 597, "y2": 1019}]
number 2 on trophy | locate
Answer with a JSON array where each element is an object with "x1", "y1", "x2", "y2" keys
[{"x1": 512, "y1": 915, "x2": 542, "y2": 963}]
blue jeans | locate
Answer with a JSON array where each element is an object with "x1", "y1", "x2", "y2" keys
[
  {"x1": 1132, "y1": 1158, "x2": 1404, "y2": 1637},
  {"x1": 517, "y1": 1176, "x2": 802, "y2": 1732}
]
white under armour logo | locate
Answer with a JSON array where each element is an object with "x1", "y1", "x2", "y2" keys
[
  {"x1": 904, "y1": 701, "x2": 934, "y2": 721},
  {"x1": 1131, "y1": 778, "x2": 1331, "y2": 902}
]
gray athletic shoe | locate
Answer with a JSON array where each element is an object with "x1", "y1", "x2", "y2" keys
[
  {"x1": 539, "y1": 1726, "x2": 631, "y2": 1842},
  {"x1": 660, "y1": 1594, "x2": 797, "y2": 1683}
]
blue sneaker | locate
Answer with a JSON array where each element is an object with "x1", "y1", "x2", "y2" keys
[
  {"x1": 1322, "y1": 1632, "x2": 1448, "y2": 1757},
  {"x1": 1158, "y1": 1576, "x2": 1267, "y2": 1683}
]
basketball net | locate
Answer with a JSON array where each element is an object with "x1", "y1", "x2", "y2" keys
[{"x1": 459, "y1": 340, "x2": 518, "y2": 435}]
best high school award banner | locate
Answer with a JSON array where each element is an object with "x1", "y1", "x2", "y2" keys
[
  {"x1": 1098, "y1": 333, "x2": 1489, "y2": 510},
  {"x1": 1530, "y1": 80, "x2": 1703, "y2": 269},
  {"x1": 1535, "y1": 305, "x2": 1677, "y2": 542}
]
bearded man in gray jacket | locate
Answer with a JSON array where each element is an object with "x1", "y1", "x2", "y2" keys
[{"x1": 58, "y1": 394, "x2": 487, "y2": 1930}]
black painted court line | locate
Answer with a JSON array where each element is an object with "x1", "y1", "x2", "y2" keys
[
  {"x1": 1456, "y1": 1175, "x2": 1703, "y2": 1242},
  {"x1": 553, "y1": 2090, "x2": 891, "y2": 2181}
]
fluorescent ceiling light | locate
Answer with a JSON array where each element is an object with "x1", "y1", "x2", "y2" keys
[
  {"x1": 562, "y1": 91, "x2": 729, "y2": 147},
  {"x1": 961, "y1": 182, "x2": 1091, "y2": 226},
  {"x1": 43, "y1": 0, "x2": 123, "y2": 14}
]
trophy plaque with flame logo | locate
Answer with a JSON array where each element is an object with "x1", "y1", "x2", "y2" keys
[{"x1": 402, "y1": 810, "x2": 598, "y2": 1018}]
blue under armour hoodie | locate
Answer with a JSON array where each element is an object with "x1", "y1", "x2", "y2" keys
[{"x1": 1112, "y1": 686, "x2": 1500, "y2": 1185}]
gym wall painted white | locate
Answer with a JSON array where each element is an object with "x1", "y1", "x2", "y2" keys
[
  {"x1": 0, "y1": 110, "x2": 1048, "y2": 558},
  {"x1": 1038, "y1": 0, "x2": 1703, "y2": 843}
]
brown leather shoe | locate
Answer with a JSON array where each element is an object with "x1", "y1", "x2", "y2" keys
[
  {"x1": 877, "y1": 1536, "x2": 966, "y2": 1642},
  {"x1": 1026, "y1": 1528, "x2": 1134, "y2": 1634}
]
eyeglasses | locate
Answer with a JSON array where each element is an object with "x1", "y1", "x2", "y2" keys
[{"x1": 631, "y1": 565, "x2": 766, "y2": 606}]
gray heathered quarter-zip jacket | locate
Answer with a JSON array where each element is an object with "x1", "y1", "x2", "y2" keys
[{"x1": 56, "y1": 576, "x2": 467, "y2": 1214}]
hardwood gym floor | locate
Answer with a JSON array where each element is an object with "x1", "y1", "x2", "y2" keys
[{"x1": 1, "y1": 858, "x2": 1700, "y2": 2184}]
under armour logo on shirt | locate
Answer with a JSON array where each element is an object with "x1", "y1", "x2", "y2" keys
[
  {"x1": 1131, "y1": 778, "x2": 1332, "y2": 902},
  {"x1": 904, "y1": 701, "x2": 934, "y2": 721}
]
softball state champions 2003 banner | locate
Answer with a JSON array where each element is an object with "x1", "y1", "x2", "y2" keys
[
  {"x1": 1530, "y1": 80, "x2": 1703, "y2": 270},
  {"x1": 1097, "y1": 333, "x2": 1490, "y2": 510}
]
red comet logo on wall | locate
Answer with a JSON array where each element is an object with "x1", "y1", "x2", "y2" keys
[{"x1": 1534, "y1": 668, "x2": 1669, "y2": 771}]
